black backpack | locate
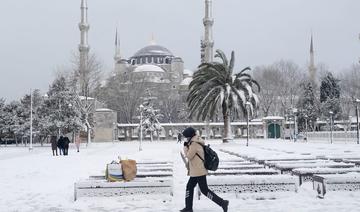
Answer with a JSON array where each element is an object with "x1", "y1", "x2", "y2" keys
[{"x1": 196, "y1": 142, "x2": 219, "y2": 171}]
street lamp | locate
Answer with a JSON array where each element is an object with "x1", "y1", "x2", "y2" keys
[
  {"x1": 355, "y1": 99, "x2": 360, "y2": 144},
  {"x1": 245, "y1": 102, "x2": 251, "y2": 146},
  {"x1": 139, "y1": 104, "x2": 144, "y2": 151},
  {"x1": 329, "y1": 111, "x2": 334, "y2": 144},
  {"x1": 304, "y1": 114, "x2": 308, "y2": 142},
  {"x1": 292, "y1": 108, "x2": 298, "y2": 142},
  {"x1": 29, "y1": 89, "x2": 33, "y2": 151}
]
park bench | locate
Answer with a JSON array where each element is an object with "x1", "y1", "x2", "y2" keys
[
  {"x1": 275, "y1": 162, "x2": 355, "y2": 174},
  {"x1": 264, "y1": 159, "x2": 328, "y2": 168},
  {"x1": 74, "y1": 161, "x2": 173, "y2": 201},
  {"x1": 198, "y1": 175, "x2": 297, "y2": 199},
  {"x1": 292, "y1": 167, "x2": 360, "y2": 185},
  {"x1": 313, "y1": 173, "x2": 360, "y2": 198},
  {"x1": 342, "y1": 159, "x2": 360, "y2": 166},
  {"x1": 208, "y1": 168, "x2": 279, "y2": 176},
  {"x1": 74, "y1": 177, "x2": 173, "y2": 201}
]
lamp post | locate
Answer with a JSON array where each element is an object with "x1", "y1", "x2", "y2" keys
[
  {"x1": 29, "y1": 89, "x2": 33, "y2": 151},
  {"x1": 329, "y1": 111, "x2": 333, "y2": 144},
  {"x1": 293, "y1": 108, "x2": 298, "y2": 142},
  {"x1": 304, "y1": 114, "x2": 308, "y2": 142},
  {"x1": 355, "y1": 99, "x2": 360, "y2": 144},
  {"x1": 245, "y1": 102, "x2": 251, "y2": 146},
  {"x1": 139, "y1": 104, "x2": 144, "y2": 151}
]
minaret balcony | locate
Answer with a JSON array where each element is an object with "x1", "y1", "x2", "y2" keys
[
  {"x1": 203, "y1": 18, "x2": 214, "y2": 26},
  {"x1": 78, "y1": 45, "x2": 90, "y2": 52},
  {"x1": 78, "y1": 23, "x2": 90, "y2": 31}
]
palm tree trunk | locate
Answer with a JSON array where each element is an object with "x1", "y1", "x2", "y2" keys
[{"x1": 223, "y1": 108, "x2": 233, "y2": 143}]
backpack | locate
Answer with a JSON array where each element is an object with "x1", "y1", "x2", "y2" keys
[{"x1": 196, "y1": 142, "x2": 219, "y2": 171}]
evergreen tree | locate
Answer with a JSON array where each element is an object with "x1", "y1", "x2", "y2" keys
[
  {"x1": 320, "y1": 72, "x2": 341, "y2": 118},
  {"x1": 140, "y1": 101, "x2": 163, "y2": 142},
  {"x1": 38, "y1": 76, "x2": 82, "y2": 137},
  {"x1": 296, "y1": 82, "x2": 319, "y2": 132}
]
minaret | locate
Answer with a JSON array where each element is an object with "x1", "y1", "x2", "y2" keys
[
  {"x1": 309, "y1": 35, "x2": 316, "y2": 84},
  {"x1": 79, "y1": 0, "x2": 90, "y2": 96},
  {"x1": 114, "y1": 28, "x2": 121, "y2": 62},
  {"x1": 201, "y1": 0, "x2": 214, "y2": 63}
]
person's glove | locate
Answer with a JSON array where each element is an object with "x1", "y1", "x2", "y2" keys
[{"x1": 183, "y1": 141, "x2": 189, "y2": 147}]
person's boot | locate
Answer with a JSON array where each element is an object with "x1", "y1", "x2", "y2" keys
[
  {"x1": 179, "y1": 208, "x2": 193, "y2": 212},
  {"x1": 222, "y1": 200, "x2": 229, "y2": 212}
]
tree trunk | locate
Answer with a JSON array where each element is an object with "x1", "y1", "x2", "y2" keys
[{"x1": 222, "y1": 108, "x2": 233, "y2": 143}]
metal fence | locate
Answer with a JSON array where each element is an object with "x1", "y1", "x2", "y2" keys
[{"x1": 307, "y1": 131, "x2": 358, "y2": 143}]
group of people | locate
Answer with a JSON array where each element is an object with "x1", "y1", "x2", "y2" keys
[{"x1": 51, "y1": 135, "x2": 81, "y2": 156}]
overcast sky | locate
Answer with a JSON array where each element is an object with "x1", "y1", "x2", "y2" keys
[{"x1": 0, "y1": 0, "x2": 359, "y2": 101}]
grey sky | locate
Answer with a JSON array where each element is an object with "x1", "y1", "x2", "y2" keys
[{"x1": 0, "y1": 0, "x2": 359, "y2": 101}]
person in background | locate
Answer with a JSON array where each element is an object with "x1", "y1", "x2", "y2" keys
[
  {"x1": 75, "y1": 134, "x2": 81, "y2": 152},
  {"x1": 63, "y1": 136, "x2": 70, "y2": 155},
  {"x1": 180, "y1": 127, "x2": 229, "y2": 212},
  {"x1": 177, "y1": 132, "x2": 182, "y2": 143},
  {"x1": 57, "y1": 136, "x2": 64, "y2": 155},
  {"x1": 50, "y1": 136, "x2": 58, "y2": 156}
]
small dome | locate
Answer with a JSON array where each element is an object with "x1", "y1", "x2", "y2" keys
[
  {"x1": 180, "y1": 77, "x2": 193, "y2": 86},
  {"x1": 133, "y1": 64, "x2": 165, "y2": 73},
  {"x1": 133, "y1": 44, "x2": 173, "y2": 57}
]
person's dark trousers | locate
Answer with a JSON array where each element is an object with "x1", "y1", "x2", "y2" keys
[
  {"x1": 52, "y1": 149, "x2": 58, "y2": 156},
  {"x1": 185, "y1": 175, "x2": 224, "y2": 210},
  {"x1": 63, "y1": 148, "x2": 68, "y2": 155},
  {"x1": 58, "y1": 148, "x2": 62, "y2": 155}
]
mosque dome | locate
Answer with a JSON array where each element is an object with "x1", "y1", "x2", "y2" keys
[
  {"x1": 130, "y1": 44, "x2": 175, "y2": 66},
  {"x1": 133, "y1": 44, "x2": 174, "y2": 57}
]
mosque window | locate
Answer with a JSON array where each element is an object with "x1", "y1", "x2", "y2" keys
[
  {"x1": 165, "y1": 58, "x2": 170, "y2": 64},
  {"x1": 159, "y1": 57, "x2": 164, "y2": 64},
  {"x1": 142, "y1": 57, "x2": 146, "y2": 64},
  {"x1": 137, "y1": 58, "x2": 141, "y2": 64},
  {"x1": 131, "y1": 59, "x2": 135, "y2": 65}
]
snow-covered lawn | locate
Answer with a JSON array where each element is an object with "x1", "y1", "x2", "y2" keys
[{"x1": 1, "y1": 139, "x2": 360, "y2": 212}]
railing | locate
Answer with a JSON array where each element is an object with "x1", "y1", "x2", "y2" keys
[{"x1": 306, "y1": 131, "x2": 358, "y2": 143}]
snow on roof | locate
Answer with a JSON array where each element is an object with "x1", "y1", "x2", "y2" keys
[
  {"x1": 79, "y1": 96, "x2": 95, "y2": 100},
  {"x1": 95, "y1": 108, "x2": 114, "y2": 112},
  {"x1": 263, "y1": 116, "x2": 284, "y2": 120},
  {"x1": 180, "y1": 77, "x2": 192, "y2": 86},
  {"x1": 133, "y1": 64, "x2": 165, "y2": 73}
]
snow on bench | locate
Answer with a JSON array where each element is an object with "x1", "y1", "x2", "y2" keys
[
  {"x1": 74, "y1": 177, "x2": 173, "y2": 201},
  {"x1": 208, "y1": 168, "x2": 279, "y2": 176},
  {"x1": 313, "y1": 173, "x2": 360, "y2": 198},
  {"x1": 198, "y1": 175, "x2": 297, "y2": 199},
  {"x1": 217, "y1": 164, "x2": 264, "y2": 170},
  {"x1": 323, "y1": 155, "x2": 360, "y2": 162},
  {"x1": 89, "y1": 170, "x2": 173, "y2": 180},
  {"x1": 264, "y1": 159, "x2": 328, "y2": 168},
  {"x1": 275, "y1": 162, "x2": 355, "y2": 174},
  {"x1": 342, "y1": 159, "x2": 360, "y2": 166},
  {"x1": 292, "y1": 167, "x2": 360, "y2": 185},
  {"x1": 255, "y1": 156, "x2": 317, "y2": 164}
]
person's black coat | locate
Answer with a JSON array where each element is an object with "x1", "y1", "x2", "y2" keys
[
  {"x1": 63, "y1": 137, "x2": 70, "y2": 149},
  {"x1": 57, "y1": 136, "x2": 64, "y2": 149}
]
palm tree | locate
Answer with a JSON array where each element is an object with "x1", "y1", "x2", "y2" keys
[{"x1": 187, "y1": 50, "x2": 260, "y2": 143}]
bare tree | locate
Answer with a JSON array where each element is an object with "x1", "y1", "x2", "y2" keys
[
  {"x1": 71, "y1": 52, "x2": 103, "y2": 98},
  {"x1": 338, "y1": 64, "x2": 360, "y2": 117},
  {"x1": 253, "y1": 65, "x2": 283, "y2": 117}
]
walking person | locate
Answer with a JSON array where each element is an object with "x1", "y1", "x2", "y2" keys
[
  {"x1": 75, "y1": 134, "x2": 81, "y2": 152},
  {"x1": 57, "y1": 136, "x2": 64, "y2": 155},
  {"x1": 177, "y1": 132, "x2": 182, "y2": 143},
  {"x1": 50, "y1": 136, "x2": 58, "y2": 156},
  {"x1": 180, "y1": 127, "x2": 229, "y2": 212},
  {"x1": 63, "y1": 136, "x2": 70, "y2": 155}
]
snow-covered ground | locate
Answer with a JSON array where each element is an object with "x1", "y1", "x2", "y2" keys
[{"x1": 1, "y1": 139, "x2": 360, "y2": 212}]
